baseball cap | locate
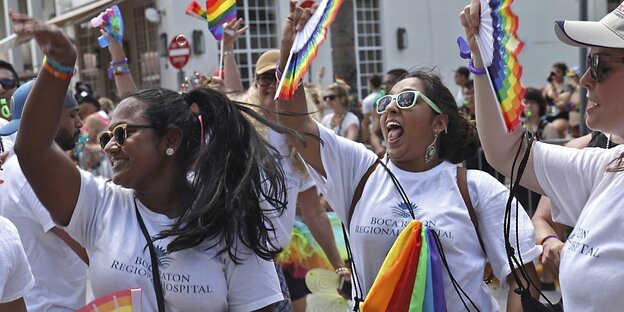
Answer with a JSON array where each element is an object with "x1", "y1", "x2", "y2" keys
[
  {"x1": 255, "y1": 50, "x2": 280, "y2": 75},
  {"x1": 554, "y1": 2, "x2": 624, "y2": 48},
  {"x1": 0, "y1": 80, "x2": 77, "y2": 136}
]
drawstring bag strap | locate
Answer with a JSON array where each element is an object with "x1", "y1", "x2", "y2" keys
[{"x1": 134, "y1": 198, "x2": 166, "y2": 312}]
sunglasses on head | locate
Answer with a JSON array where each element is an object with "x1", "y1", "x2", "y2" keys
[
  {"x1": 376, "y1": 90, "x2": 443, "y2": 115},
  {"x1": 587, "y1": 54, "x2": 624, "y2": 83},
  {"x1": 323, "y1": 94, "x2": 338, "y2": 101},
  {"x1": 97, "y1": 123, "x2": 157, "y2": 149},
  {"x1": 256, "y1": 73, "x2": 277, "y2": 87},
  {"x1": 0, "y1": 79, "x2": 17, "y2": 90}
]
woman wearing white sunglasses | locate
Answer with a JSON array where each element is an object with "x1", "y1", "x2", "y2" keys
[
  {"x1": 276, "y1": 2, "x2": 540, "y2": 310},
  {"x1": 462, "y1": 0, "x2": 624, "y2": 310}
]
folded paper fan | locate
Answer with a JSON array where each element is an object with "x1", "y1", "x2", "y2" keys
[
  {"x1": 185, "y1": 1, "x2": 208, "y2": 20},
  {"x1": 475, "y1": 0, "x2": 525, "y2": 132},
  {"x1": 77, "y1": 288, "x2": 142, "y2": 312},
  {"x1": 305, "y1": 268, "x2": 339, "y2": 294},
  {"x1": 275, "y1": 0, "x2": 343, "y2": 100}
]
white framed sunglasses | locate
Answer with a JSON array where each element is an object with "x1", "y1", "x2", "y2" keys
[{"x1": 376, "y1": 90, "x2": 443, "y2": 115}]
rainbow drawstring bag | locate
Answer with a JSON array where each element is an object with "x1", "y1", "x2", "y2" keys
[{"x1": 361, "y1": 220, "x2": 446, "y2": 312}]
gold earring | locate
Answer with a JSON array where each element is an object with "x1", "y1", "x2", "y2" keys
[{"x1": 424, "y1": 132, "x2": 439, "y2": 164}]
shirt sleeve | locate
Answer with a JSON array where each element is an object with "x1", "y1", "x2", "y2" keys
[
  {"x1": 63, "y1": 169, "x2": 110, "y2": 250},
  {"x1": 224, "y1": 252, "x2": 283, "y2": 311},
  {"x1": 20, "y1": 184, "x2": 56, "y2": 233},
  {"x1": 343, "y1": 113, "x2": 360, "y2": 131},
  {"x1": 467, "y1": 170, "x2": 541, "y2": 282},
  {"x1": 299, "y1": 172, "x2": 315, "y2": 193},
  {"x1": 533, "y1": 142, "x2": 617, "y2": 225},
  {"x1": 362, "y1": 95, "x2": 373, "y2": 115},
  {"x1": 0, "y1": 220, "x2": 34, "y2": 303},
  {"x1": 306, "y1": 122, "x2": 377, "y2": 222}
]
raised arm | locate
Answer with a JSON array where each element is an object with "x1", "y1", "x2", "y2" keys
[
  {"x1": 101, "y1": 28, "x2": 137, "y2": 97},
  {"x1": 460, "y1": 1, "x2": 542, "y2": 194},
  {"x1": 11, "y1": 13, "x2": 80, "y2": 225},
  {"x1": 222, "y1": 18, "x2": 248, "y2": 93},
  {"x1": 276, "y1": 1, "x2": 325, "y2": 176}
]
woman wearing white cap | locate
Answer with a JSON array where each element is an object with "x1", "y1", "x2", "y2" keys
[{"x1": 461, "y1": 1, "x2": 624, "y2": 310}]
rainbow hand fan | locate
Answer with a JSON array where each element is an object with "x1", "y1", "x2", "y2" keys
[
  {"x1": 474, "y1": 0, "x2": 525, "y2": 132},
  {"x1": 275, "y1": 0, "x2": 344, "y2": 100},
  {"x1": 206, "y1": 0, "x2": 237, "y2": 40},
  {"x1": 185, "y1": 1, "x2": 207, "y2": 20},
  {"x1": 77, "y1": 288, "x2": 142, "y2": 312}
]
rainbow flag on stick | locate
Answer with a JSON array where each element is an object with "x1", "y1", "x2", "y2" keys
[
  {"x1": 475, "y1": 0, "x2": 525, "y2": 132},
  {"x1": 275, "y1": 0, "x2": 343, "y2": 100},
  {"x1": 206, "y1": 0, "x2": 237, "y2": 40},
  {"x1": 185, "y1": 1, "x2": 207, "y2": 20}
]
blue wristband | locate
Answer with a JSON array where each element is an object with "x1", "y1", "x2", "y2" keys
[{"x1": 469, "y1": 59, "x2": 486, "y2": 75}]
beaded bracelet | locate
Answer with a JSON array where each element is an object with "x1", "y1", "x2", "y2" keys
[
  {"x1": 42, "y1": 56, "x2": 75, "y2": 81},
  {"x1": 110, "y1": 58, "x2": 128, "y2": 66},
  {"x1": 107, "y1": 65, "x2": 130, "y2": 79}
]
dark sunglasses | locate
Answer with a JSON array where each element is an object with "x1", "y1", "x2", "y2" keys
[
  {"x1": 256, "y1": 73, "x2": 277, "y2": 87},
  {"x1": 0, "y1": 79, "x2": 17, "y2": 90},
  {"x1": 323, "y1": 95, "x2": 338, "y2": 101},
  {"x1": 376, "y1": 90, "x2": 443, "y2": 115},
  {"x1": 587, "y1": 54, "x2": 624, "y2": 83},
  {"x1": 97, "y1": 123, "x2": 157, "y2": 149}
]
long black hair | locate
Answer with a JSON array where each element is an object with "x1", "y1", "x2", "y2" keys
[
  {"x1": 404, "y1": 70, "x2": 480, "y2": 164},
  {"x1": 125, "y1": 87, "x2": 297, "y2": 262}
]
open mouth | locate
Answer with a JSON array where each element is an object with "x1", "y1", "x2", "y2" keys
[
  {"x1": 110, "y1": 157, "x2": 128, "y2": 169},
  {"x1": 386, "y1": 120, "x2": 404, "y2": 144}
]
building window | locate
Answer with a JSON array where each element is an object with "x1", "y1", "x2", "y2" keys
[
  {"x1": 76, "y1": 21, "x2": 101, "y2": 94},
  {"x1": 354, "y1": 0, "x2": 383, "y2": 100},
  {"x1": 132, "y1": 1, "x2": 160, "y2": 89},
  {"x1": 233, "y1": 0, "x2": 279, "y2": 88}
]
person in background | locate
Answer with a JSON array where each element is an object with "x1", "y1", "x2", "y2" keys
[
  {"x1": 522, "y1": 87, "x2": 560, "y2": 140},
  {"x1": 460, "y1": 79, "x2": 475, "y2": 119},
  {"x1": 0, "y1": 80, "x2": 88, "y2": 311},
  {"x1": 0, "y1": 215, "x2": 34, "y2": 312},
  {"x1": 0, "y1": 60, "x2": 21, "y2": 154},
  {"x1": 360, "y1": 75, "x2": 385, "y2": 156},
  {"x1": 454, "y1": 66, "x2": 470, "y2": 108},
  {"x1": 321, "y1": 83, "x2": 359, "y2": 141}
]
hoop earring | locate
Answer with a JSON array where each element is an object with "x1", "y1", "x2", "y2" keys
[
  {"x1": 424, "y1": 133, "x2": 439, "y2": 164},
  {"x1": 166, "y1": 147, "x2": 174, "y2": 156}
]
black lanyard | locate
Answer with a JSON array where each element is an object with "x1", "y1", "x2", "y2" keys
[{"x1": 134, "y1": 198, "x2": 166, "y2": 312}]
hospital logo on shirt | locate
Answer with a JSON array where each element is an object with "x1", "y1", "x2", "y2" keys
[
  {"x1": 155, "y1": 244, "x2": 174, "y2": 268},
  {"x1": 391, "y1": 201, "x2": 417, "y2": 218}
]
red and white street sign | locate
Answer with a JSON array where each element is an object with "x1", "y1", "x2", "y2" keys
[{"x1": 168, "y1": 35, "x2": 191, "y2": 69}]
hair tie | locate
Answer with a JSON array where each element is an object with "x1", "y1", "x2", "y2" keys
[{"x1": 198, "y1": 115, "x2": 205, "y2": 146}]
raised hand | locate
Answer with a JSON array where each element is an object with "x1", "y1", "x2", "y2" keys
[
  {"x1": 222, "y1": 18, "x2": 249, "y2": 50},
  {"x1": 279, "y1": 0, "x2": 315, "y2": 63},
  {"x1": 459, "y1": 0, "x2": 483, "y2": 67},
  {"x1": 10, "y1": 11, "x2": 76, "y2": 67},
  {"x1": 100, "y1": 28, "x2": 125, "y2": 61}
]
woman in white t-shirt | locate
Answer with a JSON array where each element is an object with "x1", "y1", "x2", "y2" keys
[
  {"x1": 0, "y1": 216, "x2": 34, "y2": 311},
  {"x1": 321, "y1": 83, "x2": 360, "y2": 140},
  {"x1": 462, "y1": 1, "x2": 624, "y2": 311},
  {"x1": 275, "y1": 4, "x2": 540, "y2": 311},
  {"x1": 10, "y1": 13, "x2": 287, "y2": 312}
]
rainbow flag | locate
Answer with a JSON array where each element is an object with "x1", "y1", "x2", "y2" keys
[
  {"x1": 275, "y1": 0, "x2": 343, "y2": 100},
  {"x1": 361, "y1": 220, "x2": 446, "y2": 312},
  {"x1": 334, "y1": 76, "x2": 351, "y2": 91},
  {"x1": 77, "y1": 288, "x2": 142, "y2": 312},
  {"x1": 185, "y1": 1, "x2": 207, "y2": 20},
  {"x1": 475, "y1": 0, "x2": 525, "y2": 132},
  {"x1": 206, "y1": 0, "x2": 237, "y2": 40}
]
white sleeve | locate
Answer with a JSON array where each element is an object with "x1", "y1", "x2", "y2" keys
[
  {"x1": 0, "y1": 219, "x2": 34, "y2": 303},
  {"x1": 63, "y1": 169, "x2": 110, "y2": 249},
  {"x1": 343, "y1": 113, "x2": 360, "y2": 130},
  {"x1": 533, "y1": 142, "x2": 617, "y2": 225},
  {"x1": 320, "y1": 115, "x2": 332, "y2": 130},
  {"x1": 224, "y1": 252, "x2": 282, "y2": 311},
  {"x1": 307, "y1": 122, "x2": 377, "y2": 222},
  {"x1": 362, "y1": 95, "x2": 373, "y2": 115},
  {"x1": 467, "y1": 170, "x2": 541, "y2": 282},
  {"x1": 21, "y1": 184, "x2": 56, "y2": 232}
]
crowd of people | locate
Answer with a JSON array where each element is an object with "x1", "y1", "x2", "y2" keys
[{"x1": 1, "y1": 0, "x2": 624, "y2": 311}]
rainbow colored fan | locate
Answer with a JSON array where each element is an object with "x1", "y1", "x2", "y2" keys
[
  {"x1": 361, "y1": 220, "x2": 446, "y2": 312},
  {"x1": 77, "y1": 288, "x2": 142, "y2": 312},
  {"x1": 275, "y1": 0, "x2": 344, "y2": 100},
  {"x1": 475, "y1": 0, "x2": 525, "y2": 132}
]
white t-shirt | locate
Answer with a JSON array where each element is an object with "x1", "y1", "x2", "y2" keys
[
  {"x1": 321, "y1": 112, "x2": 360, "y2": 138},
  {"x1": 0, "y1": 118, "x2": 16, "y2": 155},
  {"x1": 361, "y1": 91, "x2": 381, "y2": 116},
  {"x1": 0, "y1": 156, "x2": 87, "y2": 311},
  {"x1": 534, "y1": 142, "x2": 624, "y2": 312},
  {"x1": 65, "y1": 170, "x2": 283, "y2": 312},
  {"x1": 0, "y1": 216, "x2": 34, "y2": 303},
  {"x1": 308, "y1": 124, "x2": 540, "y2": 311},
  {"x1": 266, "y1": 129, "x2": 315, "y2": 248},
  {"x1": 456, "y1": 89, "x2": 465, "y2": 108}
]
